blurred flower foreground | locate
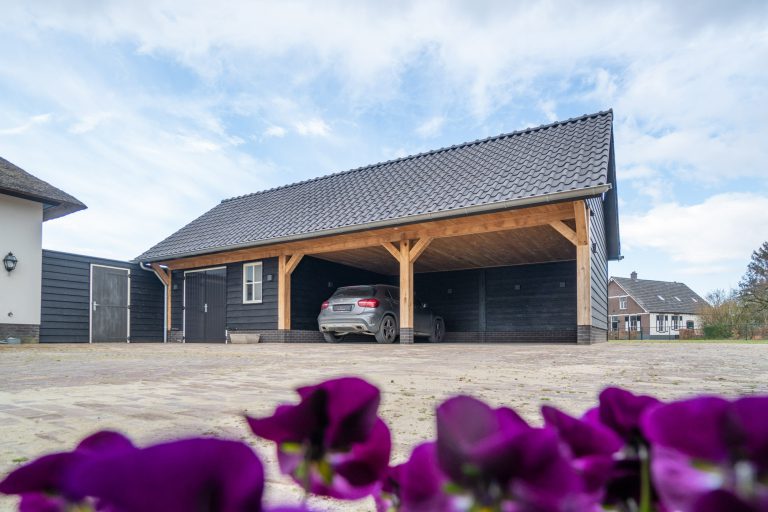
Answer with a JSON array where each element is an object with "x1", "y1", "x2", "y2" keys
[{"x1": 2, "y1": 376, "x2": 766, "y2": 512}]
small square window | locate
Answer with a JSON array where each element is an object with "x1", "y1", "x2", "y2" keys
[{"x1": 243, "y1": 262, "x2": 263, "y2": 304}]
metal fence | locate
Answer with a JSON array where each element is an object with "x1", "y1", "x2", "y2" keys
[{"x1": 608, "y1": 325, "x2": 768, "y2": 341}]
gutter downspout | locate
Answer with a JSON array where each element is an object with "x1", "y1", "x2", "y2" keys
[{"x1": 139, "y1": 261, "x2": 168, "y2": 343}]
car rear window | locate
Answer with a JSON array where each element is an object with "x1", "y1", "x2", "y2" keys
[{"x1": 332, "y1": 286, "x2": 375, "y2": 298}]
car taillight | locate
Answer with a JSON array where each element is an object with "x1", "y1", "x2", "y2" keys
[
  {"x1": 357, "y1": 298, "x2": 380, "y2": 308},
  {"x1": 321, "y1": 300, "x2": 329, "y2": 310}
]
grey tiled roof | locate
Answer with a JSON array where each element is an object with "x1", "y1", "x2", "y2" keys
[
  {"x1": 0, "y1": 156, "x2": 86, "y2": 221},
  {"x1": 137, "y1": 110, "x2": 615, "y2": 262},
  {"x1": 612, "y1": 277, "x2": 707, "y2": 314}
]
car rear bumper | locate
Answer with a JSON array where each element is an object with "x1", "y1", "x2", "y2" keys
[{"x1": 318, "y1": 313, "x2": 379, "y2": 334}]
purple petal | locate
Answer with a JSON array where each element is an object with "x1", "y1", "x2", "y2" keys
[
  {"x1": 75, "y1": 430, "x2": 135, "y2": 455},
  {"x1": 18, "y1": 493, "x2": 69, "y2": 512},
  {"x1": 651, "y1": 445, "x2": 723, "y2": 512},
  {"x1": 247, "y1": 401, "x2": 321, "y2": 445},
  {"x1": 505, "y1": 428, "x2": 583, "y2": 500},
  {"x1": 0, "y1": 431, "x2": 134, "y2": 500},
  {"x1": 730, "y1": 396, "x2": 768, "y2": 471},
  {"x1": 642, "y1": 396, "x2": 731, "y2": 463},
  {"x1": 692, "y1": 489, "x2": 757, "y2": 512},
  {"x1": 436, "y1": 395, "x2": 528, "y2": 485},
  {"x1": 542, "y1": 405, "x2": 623, "y2": 457},
  {"x1": 294, "y1": 417, "x2": 391, "y2": 500},
  {"x1": 598, "y1": 387, "x2": 661, "y2": 441},
  {"x1": 378, "y1": 442, "x2": 456, "y2": 512},
  {"x1": 299, "y1": 377, "x2": 380, "y2": 450},
  {"x1": 67, "y1": 438, "x2": 265, "y2": 512}
]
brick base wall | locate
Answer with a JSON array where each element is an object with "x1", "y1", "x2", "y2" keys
[
  {"x1": 577, "y1": 325, "x2": 607, "y2": 345},
  {"x1": 0, "y1": 323, "x2": 40, "y2": 343},
  {"x1": 167, "y1": 328, "x2": 583, "y2": 344},
  {"x1": 444, "y1": 329, "x2": 577, "y2": 343}
]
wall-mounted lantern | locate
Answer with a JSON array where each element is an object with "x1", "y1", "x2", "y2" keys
[{"x1": 3, "y1": 252, "x2": 18, "y2": 273}]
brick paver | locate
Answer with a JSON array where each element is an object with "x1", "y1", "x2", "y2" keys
[{"x1": 1, "y1": 342, "x2": 766, "y2": 510}]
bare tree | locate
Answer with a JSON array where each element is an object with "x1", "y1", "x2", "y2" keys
[{"x1": 739, "y1": 241, "x2": 768, "y2": 313}]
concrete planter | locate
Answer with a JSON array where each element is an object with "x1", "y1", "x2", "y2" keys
[{"x1": 229, "y1": 332, "x2": 261, "y2": 344}]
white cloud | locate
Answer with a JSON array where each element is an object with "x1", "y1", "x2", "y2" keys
[
  {"x1": 0, "y1": 113, "x2": 52, "y2": 135},
  {"x1": 294, "y1": 118, "x2": 330, "y2": 137},
  {"x1": 69, "y1": 112, "x2": 113, "y2": 134},
  {"x1": 263, "y1": 125, "x2": 286, "y2": 138},
  {"x1": 623, "y1": 193, "x2": 768, "y2": 266},
  {"x1": 415, "y1": 116, "x2": 445, "y2": 138}
]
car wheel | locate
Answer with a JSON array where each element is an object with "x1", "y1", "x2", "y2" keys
[
  {"x1": 375, "y1": 315, "x2": 398, "y2": 344},
  {"x1": 428, "y1": 318, "x2": 445, "y2": 343},
  {"x1": 323, "y1": 332, "x2": 342, "y2": 343}
]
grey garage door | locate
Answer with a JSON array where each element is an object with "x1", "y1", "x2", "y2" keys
[
  {"x1": 184, "y1": 267, "x2": 227, "y2": 342},
  {"x1": 91, "y1": 265, "x2": 130, "y2": 342}
]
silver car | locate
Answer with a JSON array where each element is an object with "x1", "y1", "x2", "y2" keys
[{"x1": 317, "y1": 284, "x2": 445, "y2": 344}]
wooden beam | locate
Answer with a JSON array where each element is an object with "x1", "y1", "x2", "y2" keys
[
  {"x1": 285, "y1": 253, "x2": 304, "y2": 275},
  {"x1": 399, "y1": 239, "x2": 414, "y2": 341},
  {"x1": 150, "y1": 263, "x2": 170, "y2": 286},
  {"x1": 574, "y1": 201, "x2": 591, "y2": 327},
  {"x1": 409, "y1": 236, "x2": 433, "y2": 263},
  {"x1": 381, "y1": 241, "x2": 402, "y2": 261},
  {"x1": 166, "y1": 273, "x2": 172, "y2": 331},
  {"x1": 161, "y1": 202, "x2": 577, "y2": 270},
  {"x1": 277, "y1": 255, "x2": 291, "y2": 330},
  {"x1": 574, "y1": 201, "x2": 589, "y2": 246},
  {"x1": 549, "y1": 221, "x2": 577, "y2": 246},
  {"x1": 150, "y1": 263, "x2": 172, "y2": 332}
]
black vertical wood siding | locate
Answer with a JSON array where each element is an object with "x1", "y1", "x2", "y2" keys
[
  {"x1": 227, "y1": 258, "x2": 278, "y2": 331},
  {"x1": 416, "y1": 261, "x2": 576, "y2": 332},
  {"x1": 40, "y1": 250, "x2": 164, "y2": 343},
  {"x1": 291, "y1": 256, "x2": 390, "y2": 330},
  {"x1": 587, "y1": 197, "x2": 609, "y2": 330}
]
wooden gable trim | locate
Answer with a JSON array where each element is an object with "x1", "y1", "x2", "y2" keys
[{"x1": 160, "y1": 201, "x2": 576, "y2": 270}]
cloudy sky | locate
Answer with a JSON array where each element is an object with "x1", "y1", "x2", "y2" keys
[{"x1": 1, "y1": 1, "x2": 767, "y2": 296}]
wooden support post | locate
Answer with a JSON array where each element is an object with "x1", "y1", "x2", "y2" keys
[
  {"x1": 151, "y1": 263, "x2": 172, "y2": 332},
  {"x1": 277, "y1": 253, "x2": 304, "y2": 332},
  {"x1": 399, "y1": 239, "x2": 414, "y2": 343},
  {"x1": 574, "y1": 201, "x2": 592, "y2": 343}
]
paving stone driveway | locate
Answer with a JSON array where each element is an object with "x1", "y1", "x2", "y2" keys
[{"x1": 1, "y1": 342, "x2": 766, "y2": 510}]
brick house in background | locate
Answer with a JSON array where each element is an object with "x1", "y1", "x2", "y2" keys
[{"x1": 608, "y1": 272, "x2": 707, "y2": 339}]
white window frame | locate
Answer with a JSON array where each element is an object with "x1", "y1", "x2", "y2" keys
[
  {"x1": 243, "y1": 262, "x2": 263, "y2": 304},
  {"x1": 619, "y1": 297, "x2": 627, "y2": 310}
]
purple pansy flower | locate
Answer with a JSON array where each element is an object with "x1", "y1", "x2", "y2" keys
[
  {"x1": 247, "y1": 377, "x2": 391, "y2": 500},
  {"x1": 579, "y1": 388, "x2": 664, "y2": 510},
  {"x1": 436, "y1": 396, "x2": 592, "y2": 511},
  {"x1": 541, "y1": 405, "x2": 623, "y2": 494},
  {"x1": 594, "y1": 387, "x2": 661, "y2": 444},
  {"x1": 0, "y1": 430, "x2": 134, "y2": 510},
  {"x1": 376, "y1": 442, "x2": 457, "y2": 512},
  {"x1": 67, "y1": 437, "x2": 265, "y2": 512},
  {"x1": 642, "y1": 395, "x2": 768, "y2": 511}
]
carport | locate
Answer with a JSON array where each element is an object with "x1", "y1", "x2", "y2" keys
[
  {"x1": 281, "y1": 201, "x2": 590, "y2": 343},
  {"x1": 138, "y1": 111, "x2": 620, "y2": 344}
]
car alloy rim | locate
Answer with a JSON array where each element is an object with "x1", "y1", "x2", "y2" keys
[{"x1": 384, "y1": 318, "x2": 395, "y2": 341}]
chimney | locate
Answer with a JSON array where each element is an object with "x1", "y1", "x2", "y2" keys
[{"x1": 631, "y1": 271, "x2": 638, "y2": 281}]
